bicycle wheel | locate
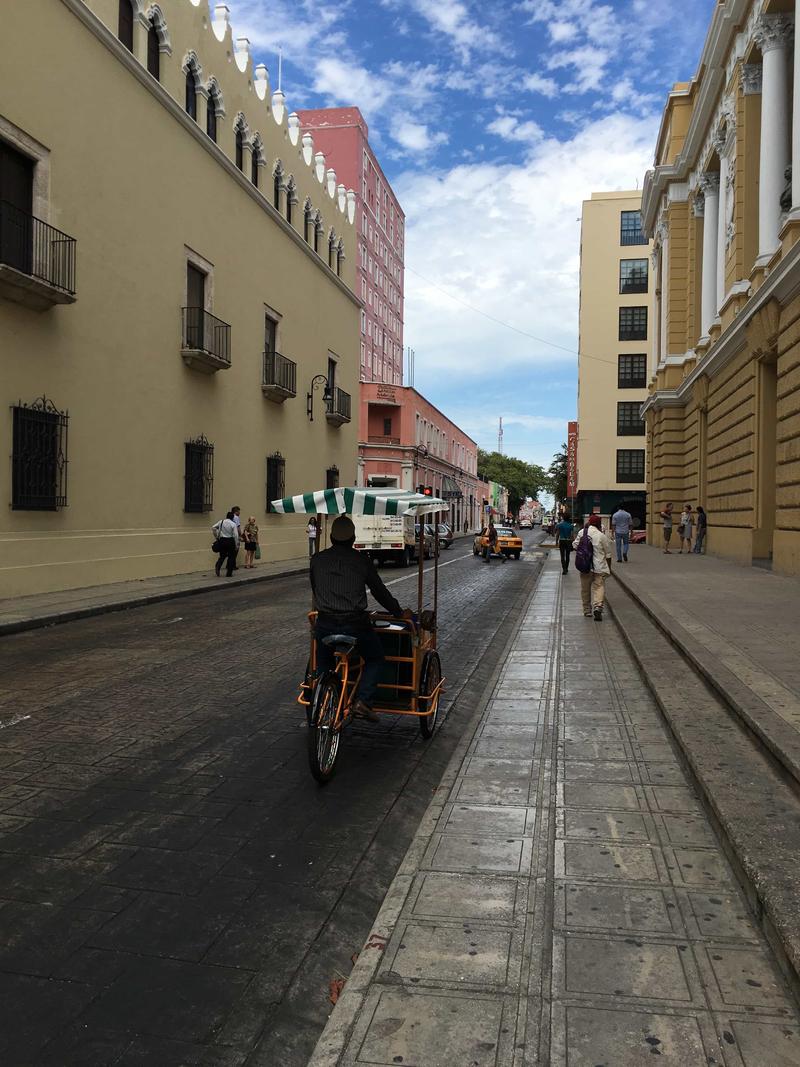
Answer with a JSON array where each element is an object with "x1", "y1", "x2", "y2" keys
[
  {"x1": 418, "y1": 650, "x2": 442, "y2": 739},
  {"x1": 308, "y1": 673, "x2": 342, "y2": 783},
  {"x1": 303, "y1": 658, "x2": 314, "y2": 724}
]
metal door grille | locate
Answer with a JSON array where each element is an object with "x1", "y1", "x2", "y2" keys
[
  {"x1": 184, "y1": 435, "x2": 214, "y2": 512},
  {"x1": 12, "y1": 397, "x2": 69, "y2": 510}
]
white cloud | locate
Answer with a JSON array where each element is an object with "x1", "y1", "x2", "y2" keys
[
  {"x1": 392, "y1": 121, "x2": 449, "y2": 153},
  {"x1": 408, "y1": 0, "x2": 503, "y2": 61},
  {"x1": 487, "y1": 114, "x2": 544, "y2": 145},
  {"x1": 522, "y1": 72, "x2": 560, "y2": 98},
  {"x1": 312, "y1": 57, "x2": 393, "y2": 112},
  {"x1": 547, "y1": 45, "x2": 611, "y2": 94}
]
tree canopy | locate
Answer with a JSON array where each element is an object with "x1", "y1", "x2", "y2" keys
[
  {"x1": 546, "y1": 442, "x2": 568, "y2": 505},
  {"x1": 477, "y1": 449, "x2": 547, "y2": 513}
]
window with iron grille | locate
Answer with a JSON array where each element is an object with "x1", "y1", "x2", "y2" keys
[
  {"x1": 618, "y1": 353, "x2": 647, "y2": 388},
  {"x1": 619, "y1": 258, "x2": 648, "y2": 294},
  {"x1": 326, "y1": 465, "x2": 339, "y2": 490},
  {"x1": 620, "y1": 210, "x2": 647, "y2": 246},
  {"x1": 617, "y1": 401, "x2": 645, "y2": 436},
  {"x1": 184, "y1": 436, "x2": 213, "y2": 512},
  {"x1": 619, "y1": 305, "x2": 647, "y2": 341},
  {"x1": 616, "y1": 448, "x2": 645, "y2": 483},
  {"x1": 12, "y1": 397, "x2": 69, "y2": 510},
  {"x1": 266, "y1": 453, "x2": 285, "y2": 512}
]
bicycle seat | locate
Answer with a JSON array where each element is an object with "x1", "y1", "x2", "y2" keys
[{"x1": 321, "y1": 634, "x2": 359, "y2": 652}]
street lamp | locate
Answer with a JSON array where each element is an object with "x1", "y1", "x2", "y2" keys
[{"x1": 307, "y1": 374, "x2": 331, "y2": 421}]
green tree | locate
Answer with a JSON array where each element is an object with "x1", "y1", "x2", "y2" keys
[
  {"x1": 546, "y1": 442, "x2": 568, "y2": 505},
  {"x1": 477, "y1": 449, "x2": 547, "y2": 514}
]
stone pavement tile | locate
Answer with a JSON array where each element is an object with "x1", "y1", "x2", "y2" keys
[
  {"x1": 653, "y1": 813, "x2": 718, "y2": 849},
  {"x1": 426, "y1": 833, "x2": 532, "y2": 874},
  {"x1": 563, "y1": 759, "x2": 637, "y2": 782},
  {"x1": 550, "y1": 1003, "x2": 718, "y2": 1066},
  {"x1": 556, "y1": 882, "x2": 682, "y2": 937},
  {"x1": 105, "y1": 846, "x2": 228, "y2": 895},
  {"x1": 472, "y1": 737, "x2": 537, "y2": 760},
  {"x1": 563, "y1": 738, "x2": 630, "y2": 760},
  {"x1": 0, "y1": 853, "x2": 124, "y2": 905},
  {"x1": 696, "y1": 944, "x2": 797, "y2": 1015},
  {"x1": 443, "y1": 803, "x2": 533, "y2": 837},
  {"x1": 478, "y1": 723, "x2": 542, "y2": 741},
  {"x1": 725, "y1": 1019, "x2": 800, "y2": 1067},
  {"x1": 0, "y1": 971, "x2": 98, "y2": 1062},
  {"x1": 678, "y1": 890, "x2": 760, "y2": 942},
  {"x1": 557, "y1": 840, "x2": 665, "y2": 883},
  {"x1": 562, "y1": 781, "x2": 645, "y2": 811},
  {"x1": 662, "y1": 847, "x2": 737, "y2": 889},
  {"x1": 0, "y1": 900, "x2": 108, "y2": 977},
  {"x1": 409, "y1": 871, "x2": 521, "y2": 924},
  {"x1": 76, "y1": 956, "x2": 252, "y2": 1043},
  {"x1": 351, "y1": 987, "x2": 513, "y2": 1067},
  {"x1": 560, "y1": 807, "x2": 653, "y2": 843},
  {"x1": 563, "y1": 722, "x2": 626, "y2": 741},
  {"x1": 640, "y1": 761, "x2": 687, "y2": 785},
  {"x1": 462, "y1": 756, "x2": 535, "y2": 779},
  {"x1": 454, "y1": 776, "x2": 531, "y2": 805},
  {"x1": 380, "y1": 919, "x2": 518, "y2": 989},
  {"x1": 643, "y1": 784, "x2": 703, "y2": 815},
  {"x1": 103, "y1": 811, "x2": 221, "y2": 851},
  {"x1": 36, "y1": 1025, "x2": 134, "y2": 1067},
  {"x1": 115, "y1": 1035, "x2": 246, "y2": 1066}
]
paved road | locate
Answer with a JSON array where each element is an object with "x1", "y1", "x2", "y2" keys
[{"x1": 0, "y1": 532, "x2": 547, "y2": 1065}]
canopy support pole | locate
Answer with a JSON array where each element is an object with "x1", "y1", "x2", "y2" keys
[
  {"x1": 433, "y1": 510, "x2": 440, "y2": 647},
  {"x1": 417, "y1": 520, "x2": 424, "y2": 618}
]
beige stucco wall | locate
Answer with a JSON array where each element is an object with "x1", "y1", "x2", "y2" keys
[
  {"x1": 0, "y1": 0, "x2": 360, "y2": 597},
  {"x1": 577, "y1": 191, "x2": 653, "y2": 512}
]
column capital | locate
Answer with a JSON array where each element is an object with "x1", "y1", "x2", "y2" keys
[
  {"x1": 753, "y1": 14, "x2": 794, "y2": 55},
  {"x1": 699, "y1": 173, "x2": 720, "y2": 198},
  {"x1": 692, "y1": 194, "x2": 705, "y2": 218},
  {"x1": 740, "y1": 63, "x2": 763, "y2": 95}
]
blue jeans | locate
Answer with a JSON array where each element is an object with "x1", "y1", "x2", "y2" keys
[
  {"x1": 615, "y1": 531, "x2": 629, "y2": 561},
  {"x1": 314, "y1": 619, "x2": 385, "y2": 706},
  {"x1": 693, "y1": 529, "x2": 706, "y2": 553}
]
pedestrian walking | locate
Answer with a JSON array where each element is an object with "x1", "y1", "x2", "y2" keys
[
  {"x1": 483, "y1": 523, "x2": 498, "y2": 563},
  {"x1": 573, "y1": 513, "x2": 612, "y2": 621},
  {"x1": 693, "y1": 506, "x2": 707, "y2": 554},
  {"x1": 212, "y1": 511, "x2": 239, "y2": 577},
  {"x1": 556, "y1": 512, "x2": 575, "y2": 575},
  {"x1": 660, "y1": 502, "x2": 674, "y2": 554},
  {"x1": 307, "y1": 517, "x2": 318, "y2": 557},
  {"x1": 242, "y1": 515, "x2": 259, "y2": 568},
  {"x1": 678, "y1": 504, "x2": 693, "y2": 553},
  {"x1": 611, "y1": 503, "x2": 633, "y2": 563},
  {"x1": 230, "y1": 505, "x2": 242, "y2": 570}
]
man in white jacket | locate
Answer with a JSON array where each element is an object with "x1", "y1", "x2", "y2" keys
[{"x1": 573, "y1": 514, "x2": 613, "y2": 621}]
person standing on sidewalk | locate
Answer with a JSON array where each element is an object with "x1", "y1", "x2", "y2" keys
[
  {"x1": 611, "y1": 503, "x2": 632, "y2": 563},
  {"x1": 660, "y1": 503, "x2": 674, "y2": 554},
  {"x1": 212, "y1": 511, "x2": 239, "y2": 577},
  {"x1": 242, "y1": 516, "x2": 259, "y2": 569},
  {"x1": 573, "y1": 514, "x2": 612, "y2": 621},
  {"x1": 693, "y1": 506, "x2": 707, "y2": 554},
  {"x1": 230, "y1": 506, "x2": 242, "y2": 571},
  {"x1": 678, "y1": 504, "x2": 693, "y2": 553},
  {"x1": 556, "y1": 512, "x2": 575, "y2": 575},
  {"x1": 307, "y1": 517, "x2": 318, "y2": 557}
]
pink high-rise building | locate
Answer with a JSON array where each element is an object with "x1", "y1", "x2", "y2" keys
[{"x1": 296, "y1": 107, "x2": 405, "y2": 385}]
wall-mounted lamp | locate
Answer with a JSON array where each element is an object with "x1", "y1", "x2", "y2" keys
[{"x1": 307, "y1": 374, "x2": 331, "y2": 421}]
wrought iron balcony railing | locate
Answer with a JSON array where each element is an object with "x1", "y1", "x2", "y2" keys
[
  {"x1": 181, "y1": 307, "x2": 231, "y2": 372},
  {"x1": 262, "y1": 350, "x2": 297, "y2": 401},
  {"x1": 0, "y1": 200, "x2": 76, "y2": 306},
  {"x1": 326, "y1": 386, "x2": 351, "y2": 426}
]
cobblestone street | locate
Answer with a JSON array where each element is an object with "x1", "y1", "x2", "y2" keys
[{"x1": 0, "y1": 537, "x2": 546, "y2": 1064}]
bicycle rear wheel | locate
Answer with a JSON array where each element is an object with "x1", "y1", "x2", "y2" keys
[
  {"x1": 308, "y1": 673, "x2": 343, "y2": 783},
  {"x1": 418, "y1": 650, "x2": 442, "y2": 739}
]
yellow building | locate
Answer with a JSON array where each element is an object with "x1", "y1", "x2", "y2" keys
[
  {"x1": 642, "y1": 0, "x2": 800, "y2": 575},
  {"x1": 0, "y1": 0, "x2": 361, "y2": 598},
  {"x1": 577, "y1": 192, "x2": 654, "y2": 529}
]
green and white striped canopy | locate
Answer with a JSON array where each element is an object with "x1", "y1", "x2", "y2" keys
[{"x1": 270, "y1": 487, "x2": 449, "y2": 517}]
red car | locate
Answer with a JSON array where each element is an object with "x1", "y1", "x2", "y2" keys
[{"x1": 630, "y1": 529, "x2": 647, "y2": 544}]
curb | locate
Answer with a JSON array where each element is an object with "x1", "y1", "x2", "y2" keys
[
  {"x1": 611, "y1": 568, "x2": 800, "y2": 789},
  {"x1": 307, "y1": 554, "x2": 550, "y2": 1066},
  {"x1": 0, "y1": 564, "x2": 309, "y2": 637}
]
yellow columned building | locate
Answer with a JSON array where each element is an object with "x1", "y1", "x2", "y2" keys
[
  {"x1": 642, "y1": 0, "x2": 800, "y2": 575},
  {"x1": 0, "y1": 0, "x2": 361, "y2": 598}
]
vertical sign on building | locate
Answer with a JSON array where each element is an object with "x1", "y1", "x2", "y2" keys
[{"x1": 567, "y1": 421, "x2": 578, "y2": 500}]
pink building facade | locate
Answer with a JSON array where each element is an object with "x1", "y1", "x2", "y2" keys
[
  {"x1": 296, "y1": 107, "x2": 405, "y2": 386},
  {"x1": 358, "y1": 384, "x2": 480, "y2": 533}
]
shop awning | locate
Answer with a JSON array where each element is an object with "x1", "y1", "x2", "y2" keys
[
  {"x1": 441, "y1": 476, "x2": 462, "y2": 500},
  {"x1": 270, "y1": 486, "x2": 449, "y2": 517}
]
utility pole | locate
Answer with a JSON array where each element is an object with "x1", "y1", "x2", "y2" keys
[{"x1": 497, "y1": 416, "x2": 504, "y2": 455}]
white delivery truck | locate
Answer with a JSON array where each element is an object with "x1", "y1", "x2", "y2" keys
[{"x1": 353, "y1": 514, "x2": 426, "y2": 567}]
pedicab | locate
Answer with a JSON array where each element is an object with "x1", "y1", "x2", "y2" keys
[{"x1": 270, "y1": 487, "x2": 448, "y2": 782}]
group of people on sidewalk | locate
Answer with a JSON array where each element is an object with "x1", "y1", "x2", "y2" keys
[
  {"x1": 660, "y1": 502, "x2": 707, "y2": 554},
  {"x1": 211, "y1": 507, "x2": 261, "y2": 577}
]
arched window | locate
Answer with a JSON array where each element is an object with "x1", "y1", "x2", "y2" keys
[
  {"x1": 303, "y1": 200, "x2": 312, "y2": 243},
  {"x1": 286, "y1": 178, "x2": 296, "y2": 225},
  {"x1": 328, "y1": 232, "x2": 336, "y2": 269},
  {"x1": 235, "y1": 126, "x2": 244, "y2": 171},
  {"x1": 206, "y1": 90, "x2": 218, "y2": 142},
  {"x1": 185, "y1": 65, "x2": 198, "y2": 120},
  {"x1": 273, "y1": 165, "x2": 283, "y2": 211},
  {"x1": 118, "y1": 0, "x2": 134, "y2": 50},
  {"x1": 314, "y1": 215, "x2": 322, "y2": 255},
  {"x1": 251, "y1": 138, "x2": 261, "y2": 187},
  {"x1": 336, "y1": 238, "x2": 344, "y2": 278},
  {"x1": 147, "y1": 18, "x2": 160, "y2": 79}
]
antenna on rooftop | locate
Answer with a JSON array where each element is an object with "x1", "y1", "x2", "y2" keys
[
  {"x1": 277, "y1": 47, "x2": 283, "y2": 91},
  {"x1": 498, "y1": 416, "x2": 504, "y2": 454}
]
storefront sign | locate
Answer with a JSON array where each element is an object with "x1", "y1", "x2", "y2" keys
[{"x1": 567, "y1": 421, "x2": 578, "y2": 498}]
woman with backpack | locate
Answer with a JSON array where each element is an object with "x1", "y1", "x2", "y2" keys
[{"x1": 573, "y1": 514, "x2": 612, "y2": 621}]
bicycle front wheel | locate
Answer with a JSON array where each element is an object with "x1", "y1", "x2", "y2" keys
[{"x1": 308, "y1": 673, "x2": 343, "y2": 783}]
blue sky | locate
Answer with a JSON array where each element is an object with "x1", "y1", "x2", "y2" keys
[{"x1": 233, "y1": 0, "x2": 717, "y2": 471}]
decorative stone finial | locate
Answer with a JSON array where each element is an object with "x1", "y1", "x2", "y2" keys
[
  {"x1": 346, "y1": 189, "x2": 356, "y2": 224},
  {"x1": 212, "y1": 4, "x2": 230, "y2": 42},
  {"x1": 326, "y1": 168, "x2": 337, "y2": 199},
  {"x1": 288, "y1": 113, "x2": 301, "y2": 146},
  {"x1": 234, "y1": 37, "x2": 250, "y2": 73},
  {"x1": 254, "y1": 63, "x2": 269, "y2": 101},
  {"x1": 271, "y1": 89, "x2": 286, "y2": 126},
  {"x1": 315, "y1": 152, "x2": 326, "y2": 183},
  {"x1": 302, "y1": 133, "x2": 314, "y2": 166},
  {"x1": 337, "y1": 184, "x2": 347, "y2": 213}
]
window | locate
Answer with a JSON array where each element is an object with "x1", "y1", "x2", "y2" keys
[
  {"x1": 286, "y1": 179, "x2": 295, "y2": 225},
  {"x1": 273, "y1": 168, "x2": 283, "y2": 210},
  {"x1": 184, "y1": 436, "x2": 214, "y2": 513},
  {"x1": 251, "y1": 143, "x2": 260, "y2": 187},
  {"x1": 616, "y1": 449, "x2": 645, "y2": 483},
  {"x1": 327, "y1": 356, "x2": 337, "y2": 393},
  {"x1": 328, "y1": 232, "x2": 335, "y2": 269},
  {"x1": 326, "y1": 465, "x2": 339, "y2": 490},
  {"x1": 617, "y1": 401, "x2": 645, "y2": 436},
  {"x1": 235, "y1": 127, "x2": 244, "y2": 171},
  {"x1": 304, "y1": 201, "x2": 312, "y2": 242},
  {"x1": 206, "y1": 91, "x2": 218, "y2": 142},
  {"x1": 619, "y1": 258, "x2": 648, "y2": 294},
  {"x1": 619, "y1": 306, "x2": 647, "y2": 341},
  {"x1": 360, "y1": 310, "x2": 366, "y2": 334},
  {"x1": 118, "y1": 0, "x2": 134, "y2": 51},
  {"x1": 620, "y1": 210, "x2": 647, "y2": 246},
  {"x1": 12, "y1": 397, "x2": 69, "y2": 511},
  {"x1": 264, "y1": 313, "x2": 277, "y2": 355},
  {"x1": 618, "y1": 353, "x2": 647, "y2": 389},
  {"x1": 336, "y1": 240, "x2": 343, "y2": 277},
  {"x1": 266, "y1": 453, "x2": 285, "y2": 511},
  {"x1": 185, "y1": 67, "x2": 197, "y2": 120},
  {"x1": 146, "y1": 18, "x2": 160, "y2": 79},
  {"x1": 314, "y1": 217, "x2": 322, "y2": 254},
  {"x1": 383, "y1": 417, "x2": 392, "y2": 436}
]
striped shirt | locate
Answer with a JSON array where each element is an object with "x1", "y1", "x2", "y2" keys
[{"x1": 310, "y1": 545, "x2": 402, "y2": 622}]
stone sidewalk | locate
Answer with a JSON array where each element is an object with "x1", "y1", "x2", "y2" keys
[
  {"x1": 609, "y1": 545, "x2": 800, "y2": 785},
  {"x1": 308, "y1": 558, "x2": 800, "y2": 1066}
]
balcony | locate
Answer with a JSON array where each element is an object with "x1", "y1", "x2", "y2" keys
[
  {"x1": 181, "y1": 307, "x2": 231, "y2": 373},
  {"x1": 0, "y1": 201, "x2": 76, "y2": 310},
  {"x1": 368, "y1": 434, "x2": 400, "y2": 445},
  {"x1": 326, "y1": 386, "x2": 351, "y2": 427},
  {"x1": 262, "y1": 350, "x2": 297, "y2": 402}
]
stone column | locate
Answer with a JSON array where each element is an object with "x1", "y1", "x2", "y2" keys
[
  {"x1": 794, "y1": 0, "x2": 800, "y2": 209},
  {"x1": 651, "y1": 243, "x2": 662, "y2": 369},
  {"x1": 716, "y1": 138, "x2": 729, "y2": 313},
  {"x1": 753, "y1": 14, "x2": 793, "y2": 260},
  {"x1": 658, "y1": 226, "x2": 669, "y2": 363},
  {"x1": 699, "y1": 174, "x2": 720, "y2": 337}
]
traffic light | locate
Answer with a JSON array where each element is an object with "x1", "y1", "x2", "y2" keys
[
  {"x1": 424, "y1": 486, "x2": 433, "y2": 497},
  {"x1": 416, "y1": 484, "x2": 425, "y2": 495}
]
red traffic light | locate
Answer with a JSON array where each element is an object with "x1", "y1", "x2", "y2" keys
[{"x1": 424, "y1": 486, "x2": 433, "y2": 496}]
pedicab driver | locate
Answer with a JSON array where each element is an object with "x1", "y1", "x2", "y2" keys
[{"x1": 310, "y1": 515, "x2": 412, "y2": 722}]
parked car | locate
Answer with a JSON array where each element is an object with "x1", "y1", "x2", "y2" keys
[
  {"x1": 519, "y1": 518, "x2": 533, "y2": 529},
  {"x1": 473, "y1": 526, "x2": 523, "y2": 560},
  {"x1": 437, "y1": 523, "x2": 454, "y2": 549},
  {"x1": 413, "y1": 524, "x2": 436, "y2": 560},
  {"x1": 630, "y1": 529, "x2": 647, "y2": 544}
]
